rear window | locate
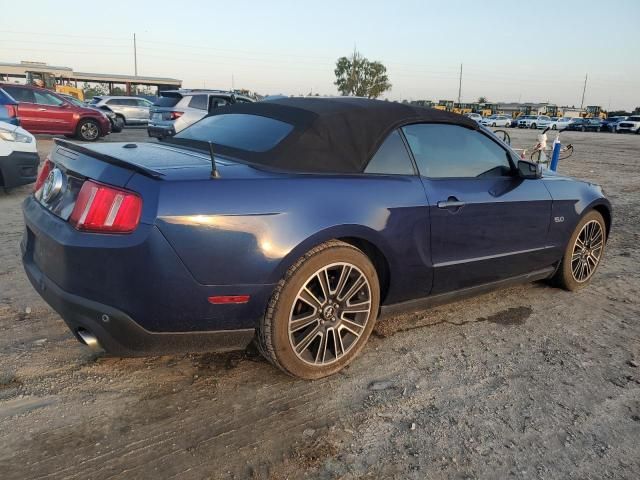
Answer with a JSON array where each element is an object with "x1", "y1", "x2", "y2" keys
[
  {"x1": 175, "y1": 113, "x2": 294, "y2": 152},
  {"x1": 2, "y1": 86, "x2": 35, "y2": 103},
  {"x1": 154, "y1": 95, "x2": 182, "y2": 107}
]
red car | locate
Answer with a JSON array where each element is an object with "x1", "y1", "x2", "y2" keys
[{"x1": 0, "y1": 83, "x2": 110, "y2": 141}]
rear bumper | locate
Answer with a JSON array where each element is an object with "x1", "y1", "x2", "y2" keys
[
  {"x1": 21, "y1": 196, "x2": 273, "y2": 355},
  {"x1": 22, "y1": 257, "x2": 254, "y2": 355},
  {"x1": 0, "y1": 151, "x2": 39, "y2": 189},
  {"x1": 147, "y1": 124, "x2": 175, "y2": 138}
]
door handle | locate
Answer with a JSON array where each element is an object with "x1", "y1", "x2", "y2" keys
[{"x1": 437, "y1": 197, "x2": 466, "y2": 209}]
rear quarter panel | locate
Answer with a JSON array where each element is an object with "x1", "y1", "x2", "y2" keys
[{"x1": 152, "y1": 173, "x2": 432, "y2": 304}]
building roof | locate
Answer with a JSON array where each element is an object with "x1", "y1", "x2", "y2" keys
[{"x1": 0, "y1": 61, "x2": 181, "y2": 87}]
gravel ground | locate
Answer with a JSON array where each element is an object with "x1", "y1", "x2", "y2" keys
[{"x1": 0, "y1": 127, "x2": 638, "y2": 479}]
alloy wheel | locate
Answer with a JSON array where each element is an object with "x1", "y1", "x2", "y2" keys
[
  {"x1": 571, "y1": 220, "x2": 604, "y2": 283},
  {"x1": 288, "y1": 262, "x2": 372, "y2": 366},
  {"x1": 81, "y1": 122, "x2": 99, "y2": 140}
]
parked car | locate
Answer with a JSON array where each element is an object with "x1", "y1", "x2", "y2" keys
[
  {"x1": 616, "y1": 115, "x2": 640, "y2": 134},
  {"x1": 90, "y1": 96, "x2": 153, "y2": 126},
  {"x1": 147, "y1": 89, "x2": 254, "y2": 138},
  {"x1": 564, "y1": 118, "x2": 603, "y2": 132},
  {"x1": 22, "y1": 97, "x2": 611, "y2": 379},
  {"x1": 480, "y1": 115, "x2": 511, "y2": 127},
  {"x1": 0, "y1": 120, "x2": 39, "y2": 190},
  {"x1": 0, "y1": 83, "x2": 110, "y2": 141},
  {"x1": 61, "y1": 94, "x2": 123, "y2": 133},
  {"x1": 0, "y1": 89, "x2": 20, "y2": 126},
  {"x1": 549, "y1": 117, "x2": 573, "y2": 130},
  {"x1": 601, "y1": 116, "x2": 627, "y2": 133},
  {"x1": 464, "y1": 112, "x2": 483, "y2": 123},
  {"x1": 518, "y1": 115, "x2": 552, "y2": 129}
]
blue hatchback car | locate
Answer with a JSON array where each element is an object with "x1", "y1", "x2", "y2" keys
[{"x1": 22, "y1": 97, "x2": 611, "y2": 378}]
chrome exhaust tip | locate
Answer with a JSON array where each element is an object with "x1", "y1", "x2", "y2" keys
[{"x1": 77, "y1": 329, "x2": 102, "y2": 352}]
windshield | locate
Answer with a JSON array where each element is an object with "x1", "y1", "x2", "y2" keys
[
  {"x1": 174, "y1": 113, "x2": 294, "y2": 152},
  {"x1": 628, "y1": 116, "x2": 640, "y2": 121},
  {"x1": 65, "y1": 96, "x2": 85, "y2": 107}
]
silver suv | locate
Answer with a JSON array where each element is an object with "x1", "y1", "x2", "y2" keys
[
  {"x1": 147, "y1": 90, "x2": 254, "y2": 138},
  {"x1": 89, "y1": 96, "x2": 154, "y2": 128}
]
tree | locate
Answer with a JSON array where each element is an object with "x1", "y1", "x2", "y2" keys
[
  {"x1": 477, "y1": 96, "x2": 488, "y2": 103},
  {"x1": 82, "y1": 82, "x2": 108, "y2": 99},
  {"x1": 334, "y1": 50, "x2": 391, "y2": 98}
]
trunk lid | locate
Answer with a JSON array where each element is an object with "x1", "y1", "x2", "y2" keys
[{"x1": 38, "y1": 139, "x2": 280, "y2": 221}]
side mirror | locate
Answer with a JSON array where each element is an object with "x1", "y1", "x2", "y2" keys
[{"x1": 518, "y1": 160, "x2": 542, "y2": 179}]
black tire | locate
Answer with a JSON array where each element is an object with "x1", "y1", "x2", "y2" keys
[
  {"x1": 491, "y1": 122, "x2": 496, "y2": 127},
  {"x1": 550, "y1": 210, "x2": 606, "y2": 291},
  {"x1": 581, "y1": 126, "x2": 586, "y2": 132},
  {"x1": 596, "y1": 127, "x2": 601, "y2": 132},
  {"x1": 552, "y1": 124, "x2": 557, "y2": 130},
  {"x1": 530, "y1": 123, "x2": 537, "y2": 129},
  {"x1": 257, "y1": 240, "x2": 380, "y2": 379},
  {"x1": 114, "y1": 115, "x2": 125, "y2": 132},
  {"x1": 76, "y1": 119, "x2": 101, "y2": 141}
]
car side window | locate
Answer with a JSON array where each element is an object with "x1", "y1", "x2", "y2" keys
[
  {"x1": 402, "y1": 124, "x2": 512, "y2": 178},
  {"x1": 3, "y1": 86, "x2": 35, "y2": 103},
  {"x1": 188, "y1": 95, "x2": 208, "y2": 110},
  {"x1": 208, "y1": 96, "x2": 229, "y2": 111},
  {"x1": 107, "y1": 99, "x2": 122, "y2": 105},
  {"x1": 33, "y1": 91, "x2": 64, "y2": 106},
  {"x1": 136, "y1": 99, "x2": 151, "y2": 107},
  {"x1": 365, "y1": 130, "x2": 415, "y2": 175}
]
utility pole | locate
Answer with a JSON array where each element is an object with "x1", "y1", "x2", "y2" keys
[
  {"x1": 580, "y1": 73, "x2": 588, "y2": 110},
  {"x1": 457, "y1": 63, "x2": 462, "y2": 104},
  {"x1": 131, "y1": 33, "x2": 138, "y2": 95}
]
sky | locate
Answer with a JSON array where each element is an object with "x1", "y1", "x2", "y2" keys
[{"x1": 1, "y1": 0, "x2": 638, "y2": 109}]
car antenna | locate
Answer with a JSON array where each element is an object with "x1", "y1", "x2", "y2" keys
[{"x1": 208, "y1": 142, "x2": 220, "y2": 178}]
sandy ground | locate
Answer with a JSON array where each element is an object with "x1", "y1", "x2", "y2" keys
[{"x1": 0, "y1": 127, "x2": 638, "y2": 479}]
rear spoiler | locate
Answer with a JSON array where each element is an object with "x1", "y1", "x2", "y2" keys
[{"x1": 53, "y1": 139, "x2": 164, "y2": 179}]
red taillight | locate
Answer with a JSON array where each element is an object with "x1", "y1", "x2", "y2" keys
[
  {"x1": 170, "y1": 111, "x2": 183, "y2": 120},
  {"x1": 69, "y1": 180, "x2": 142, "y2": 233},
  {"x1": 5, "y1": 105, "x2": 18, "y2": 118},
  {"x1": 33, "y1": 158, "x2": 53, "y2": 193}
]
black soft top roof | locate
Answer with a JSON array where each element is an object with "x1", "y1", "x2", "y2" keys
[{"x1": 181, "y1": 97, "x2": 479, "y2": 174}]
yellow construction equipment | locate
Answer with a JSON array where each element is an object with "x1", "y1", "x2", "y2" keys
[
  {"x1": 452, "y1": 103, "x2": 472, "y2": 115},
  {"x1": 26, "y1": 71, "x2": 84, "y2": 101},
  {"x1": 582, "y1": 106, "x2": 606, "y2": 119},
  {"x1": 434, "y1": 100, "x2": 454, "y2": 112}
]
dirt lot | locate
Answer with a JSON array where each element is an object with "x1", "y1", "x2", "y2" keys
[{"x1": 1, "y1": 127, "x2": 639, "y2": 479}]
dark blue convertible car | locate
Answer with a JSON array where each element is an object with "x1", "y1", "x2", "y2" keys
[{"x1": 22, "y1": 97, "x2": 611, "y2": 379}]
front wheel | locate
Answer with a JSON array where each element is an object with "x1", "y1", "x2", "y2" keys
[
  {"x1": 257, "y1": 240, "x2": 380, "y2": 379},
  {"x1": 551, "y1": 210, "x2": 606, "y2": 291},
  {"x1": 581, "y1": 126, "x2": 586, "y2": 132},
  {"x1": 76, "y1": 119, "x2": 101, "y2": 141},
  {"x1": 114, "y1": 115, "x2": 125, "y2": 132},
  {"x1": 530, "y1": 123, "x2": 537, "y2": 129},
  {"x1": 552, "y1": 124, "x2": 557, "y2": 130}
]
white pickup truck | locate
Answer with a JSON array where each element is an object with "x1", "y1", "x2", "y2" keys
[{"x1": 517, "y1": 115, "x2": 552, "y2": 129}]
